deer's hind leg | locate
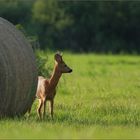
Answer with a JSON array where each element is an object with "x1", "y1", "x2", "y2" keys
[{"x1": 37, "y1": 99, "x2": 43, "y2": 119}]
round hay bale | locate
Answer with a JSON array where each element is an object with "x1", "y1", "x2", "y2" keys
[{"x1": 0, "y1": 17, "x2": 38, "y2": 117}]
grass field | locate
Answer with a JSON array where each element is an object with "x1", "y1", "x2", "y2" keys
[{"x1": 0, "y1": 52, "x2": 140, "y2": 139}]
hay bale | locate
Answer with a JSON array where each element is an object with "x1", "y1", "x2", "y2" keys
[{"x1": 0, "y1": 17, "x2": 37, "y2": 117}]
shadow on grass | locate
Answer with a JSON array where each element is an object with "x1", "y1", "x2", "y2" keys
[
  {"x1": 0, "y1": 113, "x2": 139, "y2": 128},
  {"x1": 21, "y1": 112, "x2": 139, "y2": 127},
  {"x1": 0, "y1": 106, "x2": 139, "y2": 127}
]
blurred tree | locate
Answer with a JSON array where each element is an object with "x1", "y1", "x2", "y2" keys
[
  {"x1": 32, "y1": 0, "x2": 73, "y2": 49},
  {"x1": 1, "y1": 0, "x2": 140, "y2": 53},
  {"x1": 0, "y1": 0, "x2": 33, "y2": 24}
]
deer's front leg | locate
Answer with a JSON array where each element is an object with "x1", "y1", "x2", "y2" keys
[{"x1": 50, "y1": 100, "x2": 54, "y2": 119}]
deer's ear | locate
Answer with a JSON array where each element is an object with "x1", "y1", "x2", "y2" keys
[{"x1": 54, "y1": 53, "x2": 62, "y2": 62}]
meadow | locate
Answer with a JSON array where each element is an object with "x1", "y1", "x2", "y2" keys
[{"x1": 0, "y1": 52, "x2": 140, "y2": 139}]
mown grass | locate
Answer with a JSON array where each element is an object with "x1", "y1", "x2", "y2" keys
[{"x1": 0, "y1": 52, "x2": 140, "y2": 139}]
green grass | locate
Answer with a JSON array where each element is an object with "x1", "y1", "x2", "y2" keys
[{"x1": 0, "y1": 52, "x2": 140, "y2": 139}]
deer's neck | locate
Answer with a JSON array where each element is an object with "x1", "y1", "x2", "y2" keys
[{"x1": 49, "y1": 65, "x2": 62, "y2": 89}]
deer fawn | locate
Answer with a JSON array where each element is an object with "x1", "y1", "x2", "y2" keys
[{"x1": 32, "y1": 52, "x2": 72, "y2": 119}]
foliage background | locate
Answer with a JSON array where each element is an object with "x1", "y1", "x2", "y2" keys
[{"x1": 0, "y1": 0, "x2": 140, "y2": 53}]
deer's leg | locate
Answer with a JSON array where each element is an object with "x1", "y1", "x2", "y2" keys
[
  {"x1": 50, "y1": 100, "x2": 54, "y2": 119},
  {"x1": 43, "y1": 98, "x2": 46, "y2": 119},
  {"x1": 37, "y1": 99, "x2": 43, "y2": 119}
]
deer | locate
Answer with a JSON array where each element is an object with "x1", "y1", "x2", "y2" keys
[{"x1": 29, "y1": 52, "x2": 72, "y2": 119}]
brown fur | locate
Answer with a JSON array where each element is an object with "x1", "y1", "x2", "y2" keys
[{"x1": 29, "y1": 53, "x2": 72, "y2": 119}]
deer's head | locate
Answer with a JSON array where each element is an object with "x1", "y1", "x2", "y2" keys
[{"x1": 54, "y1": 52, "x2": 72, "y2": 73}]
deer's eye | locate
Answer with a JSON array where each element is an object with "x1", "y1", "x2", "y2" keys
[{"x1": 64, "y1": 64, "x2": 67, "y2": 67}]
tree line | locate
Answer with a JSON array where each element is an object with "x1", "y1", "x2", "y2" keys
[{"x1": 0, "y1": 0, "x2": 140, "y2": 54}]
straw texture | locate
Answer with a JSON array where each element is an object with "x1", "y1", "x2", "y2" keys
[{"x1": 0, "y1": 17, "x2": 37, "y2": 117}]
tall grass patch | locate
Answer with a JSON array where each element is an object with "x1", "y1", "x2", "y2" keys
[{"x1": 0, "y1": 52, "x2": 140, "y2": 139}]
